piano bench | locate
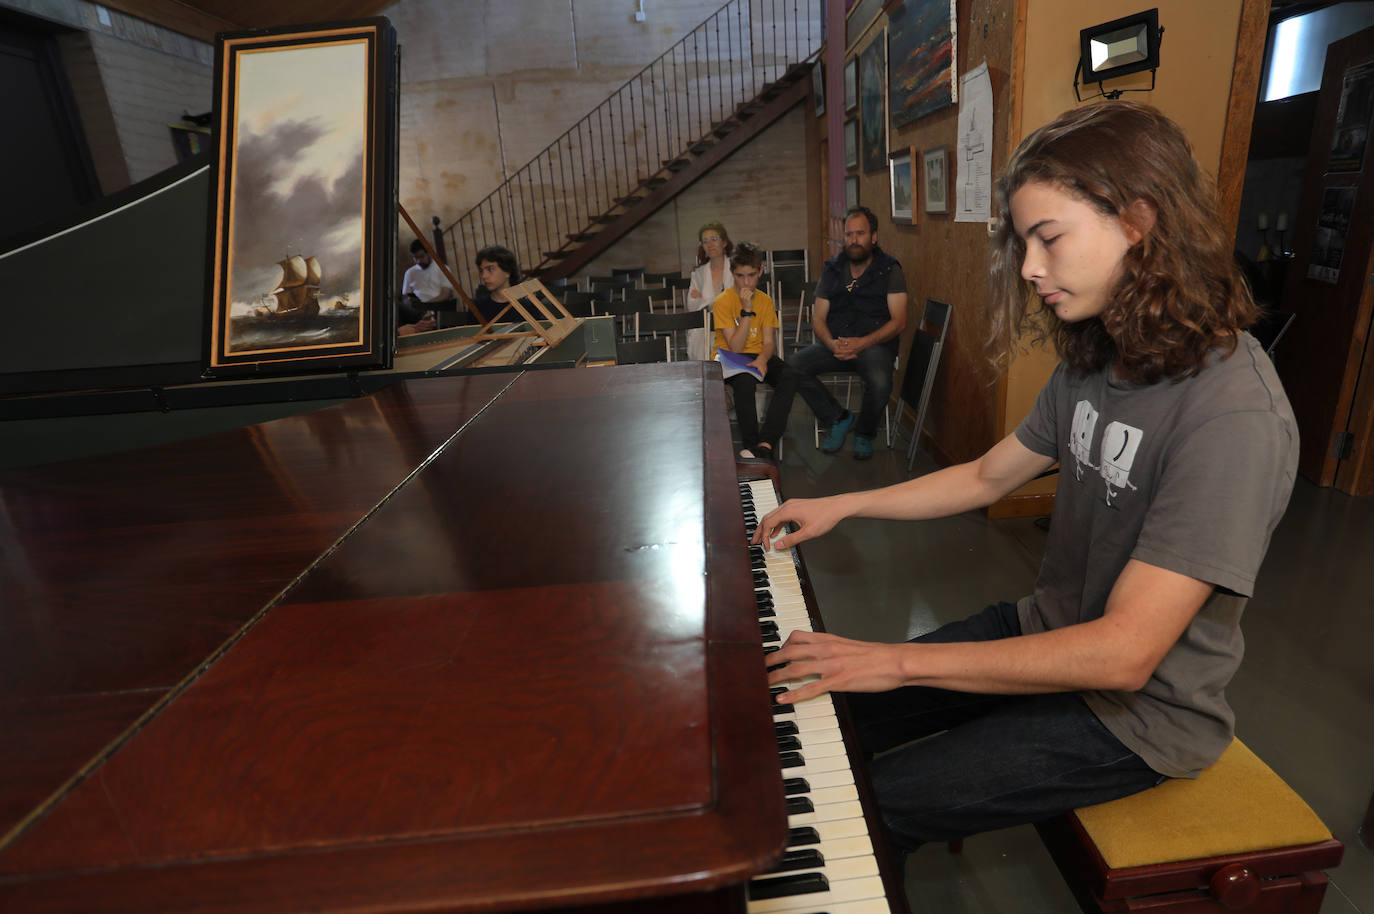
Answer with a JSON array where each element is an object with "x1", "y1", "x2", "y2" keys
[{"x1": 1036, "y1": 739, "x2": 1344, "y2": 913}]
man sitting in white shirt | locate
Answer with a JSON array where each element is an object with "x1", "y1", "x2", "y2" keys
[{"x1": 399, "y1": 239, "x2": 458, "y2": 330}]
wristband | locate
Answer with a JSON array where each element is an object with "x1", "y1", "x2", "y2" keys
[{"x1": 739, "y1": 310, "x2": 755, "y2": 317}]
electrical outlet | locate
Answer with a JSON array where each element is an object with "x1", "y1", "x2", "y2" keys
[{"x1": 634, "y1": 10, "x2": 646, "y2": 21}]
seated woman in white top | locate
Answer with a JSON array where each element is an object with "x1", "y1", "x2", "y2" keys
[{"x1": 685, "y1": 221, "x2": 733, "y2": 359}]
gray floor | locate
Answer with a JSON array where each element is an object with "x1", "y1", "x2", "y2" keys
[{"x1": 765, "y1": 403, "x2": 1374, "y2": 913}]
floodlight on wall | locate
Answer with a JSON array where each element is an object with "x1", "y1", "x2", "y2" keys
[{"x1": 1074, "y1": 8, "x2": 1164, "y2": 102}]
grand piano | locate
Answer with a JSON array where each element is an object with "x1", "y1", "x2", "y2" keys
[{"x1": 0, "y1": 362, "x2": 907, "y2": 913}]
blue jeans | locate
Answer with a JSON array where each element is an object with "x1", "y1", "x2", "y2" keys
[
  {"x1": 845, "y1": 602, "x2": 1165, "y2": 852},
  {"x1": 787, "y1": 342, "x2": 896, "y2": 439}
]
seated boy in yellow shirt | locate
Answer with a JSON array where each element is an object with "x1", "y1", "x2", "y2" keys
[{"x1": 711, "y1": 242, "x2": 801, "y2": 462}]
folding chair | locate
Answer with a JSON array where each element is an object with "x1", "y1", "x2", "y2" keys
[
  {"x1": 636, "y1": 309, "x2": 709, "y2": 361},
  {"x1": 898, "y1": 299, "x2": 952, "y2": 471},
  {"x1": 615, "y1": 336, "x2": 671, "y2": 364},
  {"x1": 644, "y1": 287, "x2": 674, "y2": 313}
]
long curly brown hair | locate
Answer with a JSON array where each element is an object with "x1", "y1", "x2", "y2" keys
[{"x1": 988, "y1": 102, "x2": 1256, "y2": 384}]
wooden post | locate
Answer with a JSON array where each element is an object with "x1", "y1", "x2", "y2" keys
[{"x1": 430, "y1": 215, "x2": 447, "y2": 265}]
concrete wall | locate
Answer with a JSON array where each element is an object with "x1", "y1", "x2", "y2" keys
[
  {"x1": 386, "y1": 0, "x2": 823, "y2": 279},
  {"x1": 578, "y1": 105, "x2": 810, "y2": 278},
  {"x1": 4, "y1": 0, "x2": 214, "y2": 195}
]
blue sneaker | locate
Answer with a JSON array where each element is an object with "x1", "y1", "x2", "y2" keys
[
  {"x1": 821, "y1": 412, "x2": 855, "y2": 454},
  {"x1": 853, "y1": 436, "x2": 874, "y2": 460}
]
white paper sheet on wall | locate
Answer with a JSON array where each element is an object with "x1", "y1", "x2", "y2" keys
[{"x1": 955, "y1": 61, "x2": 993, "y2": 224}]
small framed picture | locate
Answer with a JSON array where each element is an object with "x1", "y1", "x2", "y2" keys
[
  {"x1": 889, "y1": 148, "x2": 913, "y2": 222},
  {"x1": 844, "y1": 57, "x2": 859, "y2": 112},
  {"x1": 844, "y1": 175, "x2": 860, "y2": 211},
  {"x1": 812, "y1": 61, "x2": 826, "y2": 117},
  {"x1": 844, "y1": 119, "x2": 859, "y2": 169},
  {"x1": 923, "y1": 146, "x2": 948, "y2": 215}
]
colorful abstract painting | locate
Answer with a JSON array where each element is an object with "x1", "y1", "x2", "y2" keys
[
  {"x1": 860, "y1": 32, "x2": 886, "y2": 174},
  {"x1": 888, "y1": 0, "x2": 956, "y2": 128}
]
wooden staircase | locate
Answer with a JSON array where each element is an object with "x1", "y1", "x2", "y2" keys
[{"x1": 535, "y1": 63, "x2": 813, "y2": 281}]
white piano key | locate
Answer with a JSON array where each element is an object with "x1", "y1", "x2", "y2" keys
[
  {"x1": 805, "y1": 783, "x2": 861, "y2": 807},
  {"x1": 797, "y1": 833, "x2": 876, "y2": 861},
  {"x1": 761, "y1": 898, "x2": 893, "y2": 914},
  {"x1": 747, "y1": 874, "x2": 888, "y2": 913},
  {"x1": 788, "y1": 800, "x2": 866, "y2": 828},
  {"x1": 784, "y1": 765, "x2": 854, "y2": 791}
]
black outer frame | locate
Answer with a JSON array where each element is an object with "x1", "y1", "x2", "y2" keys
[
  {"x1": 203, "y1": 18, "x2": 397, "y2": 379},
  {"x1": 1078, "y1": 8, "x2": 1161, "y2": 85}
]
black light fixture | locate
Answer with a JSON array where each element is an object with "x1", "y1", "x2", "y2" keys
[{"x1": 1074, "y1": 8, "x2": 1164, "y2": 102}]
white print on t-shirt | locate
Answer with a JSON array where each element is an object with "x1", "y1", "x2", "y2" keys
[
  {"x1": 1069, "y1": 400, "x2": 1100, "y2": 481},
  {"x1": 1099, "y1": 420, "x2": 1142, "y2": 505}
]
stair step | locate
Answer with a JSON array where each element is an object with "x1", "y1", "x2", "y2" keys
[
  {"x1": 542, "y1": 249, "x2": 575, "y2": 260},
  {"x1": 592, "y1": 214, "x2": 620, "y2": 224},
  {"x1": 711, "y1": 118, "x2": 740, "y2": 138},
  {"x1": 781, "y1": 62, "x2": 810, "y2": 83},
  {"x1": 663, "y1": 156, "x2": 691, "y2": 171},
  {"x1": 614, "y1": 194, "x2": 644, "y2": 205},
  {"x1": 688, "y1": 138, "x2": 715, "y2": 154},
  {"x1": 644, "y1": 176, "x2": 667, "y2": 188},
  {"x1": 567, "y1": 232, "x2": 599, "y2": 242}
]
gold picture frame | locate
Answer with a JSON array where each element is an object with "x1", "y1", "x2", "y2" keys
[{"x1": 205, "y1": 19, "x2": 398, "y2": 377}]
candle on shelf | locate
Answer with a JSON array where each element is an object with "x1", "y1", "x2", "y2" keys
[
  {"x1": 1257, "y1": 212, "x2": 1269, "y2": 230},
  {"x1": 1276, "y1": 212, "x2": 1288, "y2": 232}
]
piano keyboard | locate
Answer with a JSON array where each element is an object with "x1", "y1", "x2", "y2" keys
[{"x1": 739, "y1": 478, "x2": 899, "y2": 914}]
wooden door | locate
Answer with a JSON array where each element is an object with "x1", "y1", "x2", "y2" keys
[{"x1": 1277, "y1": 24, "x2": 1374, "y2": 492}]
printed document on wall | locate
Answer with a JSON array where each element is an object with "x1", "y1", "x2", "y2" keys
[{"x1": 955, "y1": 61, "x2": 993, "y2": 223}]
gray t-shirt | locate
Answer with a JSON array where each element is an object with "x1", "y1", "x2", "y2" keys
[{"x1": 1014, "y1": 333, "x2": 1298, "y2": 777}]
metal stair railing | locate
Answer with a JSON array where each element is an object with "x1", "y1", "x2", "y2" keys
[{"x1": 441, "y1": 0, "x2": 822, "y2": 293}]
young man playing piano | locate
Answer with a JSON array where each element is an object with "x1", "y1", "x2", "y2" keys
[{"x1": 753, "y1": 103, "x2": 1298, "y2": 854}]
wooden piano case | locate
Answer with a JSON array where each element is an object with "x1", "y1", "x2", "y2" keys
[{"x1": 0, "y1": 363, "x2": 786, "y2": 912}]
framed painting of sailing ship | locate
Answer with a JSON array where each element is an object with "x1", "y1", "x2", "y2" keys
[{"x1": 205, "y1": 19, "x2": 398, "y2": 377}]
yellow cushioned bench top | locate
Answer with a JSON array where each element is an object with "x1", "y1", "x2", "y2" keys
[{"x1": 1073, "y1": 739, "x2": 1332, "y2": 869}]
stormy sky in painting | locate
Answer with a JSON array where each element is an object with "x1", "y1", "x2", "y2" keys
[{"x1": 227, "y1": 41, "x2": 367, "y2": 313}]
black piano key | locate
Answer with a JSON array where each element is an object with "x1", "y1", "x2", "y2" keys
[
  {"x1": 762, "y1": 644, "x2": 781, "y2": 656},
  {"x1": 782, "y1": 776, "x2": 809, "y2": 795},
  {"x1": 776, "y1": 735, "x2": 802, "y2": 753},
  {"x1": 757, "y1": 606, "x2": 776, "y2": 618},
  {"x1": 778, "y1": 750, "x2": 805, "y2": 769},
  {"x1": 785, "y1": 796, "x2": 815, "y2": 816},
  {"x1": 774, "y1": 720, "x2": 799, "y2": 736},
  {"x1": 787, "y1": 826, "x2": 821, "y2": 846},
  {"x1": 747, "y1": 872, "x2": 829, "y2": 901},
  {"x1": 765, "y1": 848, "x2": 826, "y2": 874},
  {"x1": 762, "y1": 632, "x2": 780, "y2": 644}
]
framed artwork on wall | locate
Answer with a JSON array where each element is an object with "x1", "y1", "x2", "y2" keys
[
  {"x1": 205, "y1": 19, "x2": 398, "y2": 378},
  {"x1": 859, "y1": 29, "x2": 887, "y2": 174},
  {"x1": 888, "y1": 0, "x2": 957, "y2": 127},
  {"x1": 844, "y1": 57, "x2": 859, "y2": 112},
  {"x1": 890, "y1": 149, "x2": 913, "y2": 222},
  {"x1": 812, "y1": 61, "x2": 826, "y2": 117},
  {"x1": 923, "y1": 146, "x2": 948, "y2": 214},
  {"x1": 844, "y1": 175, "x2": 860, "y2": 211},
  {"x1": 844, "y1": 119, "x2": 859, "y2": 169}
]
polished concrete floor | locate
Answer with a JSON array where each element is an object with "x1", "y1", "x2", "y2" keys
[{"x1": 766, "y1": 404, "x2": 1374, "y2": 914}]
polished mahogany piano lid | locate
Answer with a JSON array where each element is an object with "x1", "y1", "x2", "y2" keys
[{"x1": 0, "y1": 364, "x2": 785, "y2": 912}]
